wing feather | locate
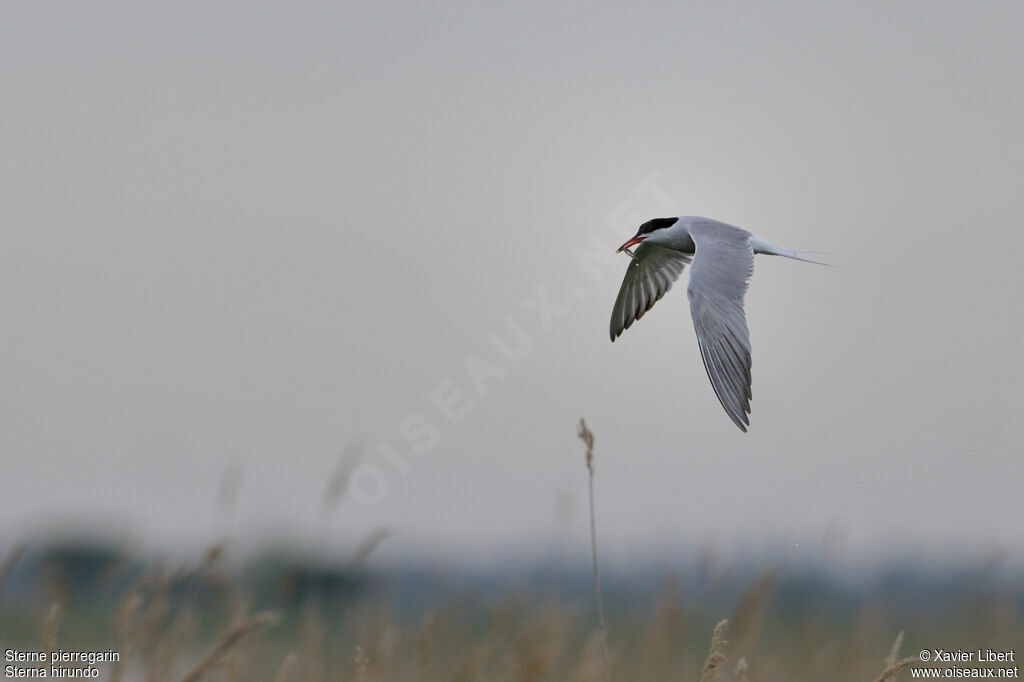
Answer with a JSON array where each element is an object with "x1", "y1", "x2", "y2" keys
[
  {"x1": 609, "y1": 243, "x2": 692, "y2": 341},
  {"x1": 686, "y1": 222, "x2": 756, "y2": 431}
]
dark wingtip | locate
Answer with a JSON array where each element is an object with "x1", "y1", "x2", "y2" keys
[{"x1": 727, "y1": 413, "x2": 749, "y2": 432}]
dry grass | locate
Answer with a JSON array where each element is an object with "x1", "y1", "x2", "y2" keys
[
  {"x1": 874, "y1": 656, "x2": 922, "y2": 682},
  {"x1": 0, "y1": 549, "x2": 1018, "y2": 682},
  {"x1": 179, "y1": 611, "x2": 279, "y2": 682},
  {"x1": 0, "y1": 421, "x2": 1018, "y2": 682},
  {"x1": 734, "y1": 656, "x2": 750, "y2": 682},
  {"x1": 700, "y1": 619, "x2": 729, "y2": 682},
  {"x1": 577, "y1": 417, "x2": 610, "y2": 681}
]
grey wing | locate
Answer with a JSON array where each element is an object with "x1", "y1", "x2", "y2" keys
[
  {"x1": 686, "y1": 223, "x2": 755, "y2": 432},
  {"x1": 609, "y1": 242, "x2": 692, "y2": 341}
]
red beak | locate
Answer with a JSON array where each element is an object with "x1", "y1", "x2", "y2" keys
[{"x1": 617, "y1": 235, "x2": 645, "y2": 252}]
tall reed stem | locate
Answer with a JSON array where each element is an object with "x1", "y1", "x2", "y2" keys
[{"x1": 577, "y1": 418, "x2": 610, "y2": 681}]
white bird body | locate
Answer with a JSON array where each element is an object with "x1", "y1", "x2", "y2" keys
[{"x1": 610, "y1": 216, "x2": 822, "y2": 432}]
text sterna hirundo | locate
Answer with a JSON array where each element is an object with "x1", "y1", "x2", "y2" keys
[{"x1": 610, "y1": 216, "x2": 824, "y2": 432}]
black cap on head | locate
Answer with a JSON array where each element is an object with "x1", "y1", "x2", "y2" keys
[{"x1": 635, "y1": 216, "x2": 679, "y2": 236}]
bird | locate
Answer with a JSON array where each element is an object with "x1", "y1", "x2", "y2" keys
[{"x1": 610, "y1": 216, "x2": 824, "y2": 432}]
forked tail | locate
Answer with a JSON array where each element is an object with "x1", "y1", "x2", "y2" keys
[{"x1": 750, "y1": 236, "x2": 833, "y2": 266}]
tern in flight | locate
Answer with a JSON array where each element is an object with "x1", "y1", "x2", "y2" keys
[{"x1": 610, "y1": 216, "x2": 823, "y2": 432}]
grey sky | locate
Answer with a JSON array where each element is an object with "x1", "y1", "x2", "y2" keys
[{"x1": 2, "y1": 2, "x2": 1022, "y2": 569}]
